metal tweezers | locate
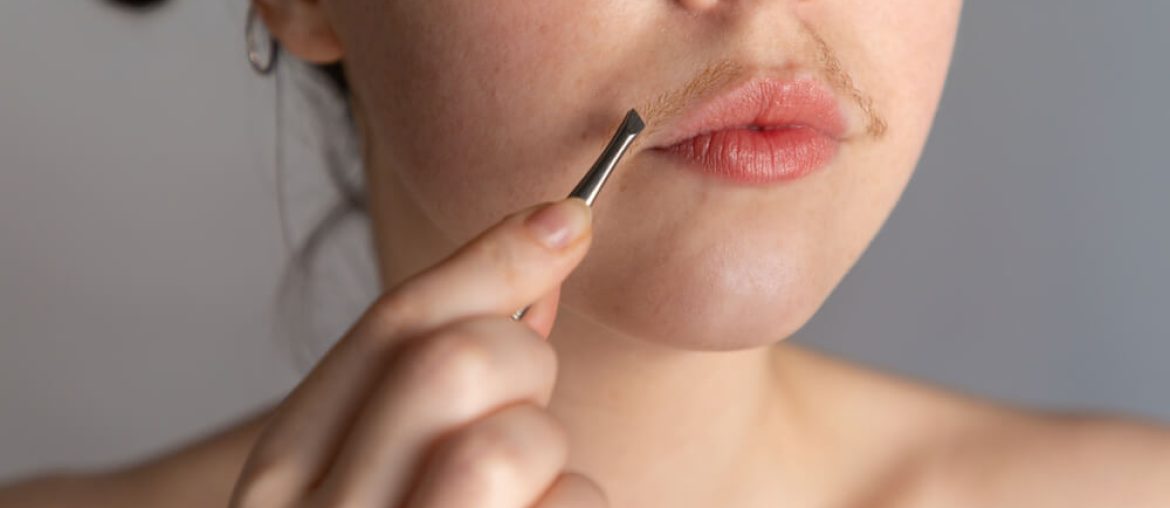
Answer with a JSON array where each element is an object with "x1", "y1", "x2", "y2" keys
[{"x1": 511, "y1": 109, "x2": 645, "y2": 321}]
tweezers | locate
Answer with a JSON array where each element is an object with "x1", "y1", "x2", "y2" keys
[{"x1": 511, "y1": 109, "x2": 645, "y2": 321}]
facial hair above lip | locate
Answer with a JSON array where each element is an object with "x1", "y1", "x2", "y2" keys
[{"x1": 636, "y1": 22, "x2": 888, "y2": 144}]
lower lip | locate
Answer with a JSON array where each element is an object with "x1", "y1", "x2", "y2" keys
[{"x1": 654, "y1": 126, "x2": 840, "y2": 185}]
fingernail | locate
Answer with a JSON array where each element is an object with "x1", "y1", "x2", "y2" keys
[{"x1": 524, "y1": 198, "x2": 591, "y2": 250}]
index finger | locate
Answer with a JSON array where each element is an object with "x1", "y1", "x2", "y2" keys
[
  {"x1": 368, "y1": 196, "x2": 593, "y2": 340},
  {"x1": 235, "y1": 198, "x2": 592, "y2": 500}
]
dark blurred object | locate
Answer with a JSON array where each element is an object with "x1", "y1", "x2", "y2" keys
[
  {"x1": 321, "y1": 63, "x2": 349, "y2": 96},
  {"x1": 104, "y1": 0, "x2": 170, "y2": 11}
]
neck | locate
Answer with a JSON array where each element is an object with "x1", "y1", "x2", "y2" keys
[{"x1": 542, "y1": 307, "x2": 810, "y2": 507}]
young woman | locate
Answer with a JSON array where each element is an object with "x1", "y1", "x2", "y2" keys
[{"x1": 4, "y1": 0, "x2": 1168, "y2": 506}]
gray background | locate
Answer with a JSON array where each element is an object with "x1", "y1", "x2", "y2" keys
[{"x1": 2, "y1": 1, "x2": 1167, "y2": 480}]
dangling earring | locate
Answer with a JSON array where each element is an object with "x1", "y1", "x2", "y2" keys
[{"x1": 245, "y1": 4, "x2": 278, "y2": 75}]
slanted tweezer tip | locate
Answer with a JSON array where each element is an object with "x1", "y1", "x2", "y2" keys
[{"x1": 625, "y1": 109, "x2": 646, "y2": 133}]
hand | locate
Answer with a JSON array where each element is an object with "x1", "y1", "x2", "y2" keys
[{"x1": 230, "y1": 198, "x2": 607, "y2": 507}]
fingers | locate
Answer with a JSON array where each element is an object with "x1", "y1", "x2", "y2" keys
[
  {"x1": 373, "y1": 197, "x2": 593, "y2": 340},
  {"x1": 234, "y1": 199, "x2": 591, "y2": 500},
  {"x1": 532, "y1": 472, "x2": 610, "y2": 508},
  {"x1": 310, "y1": 316, "x2": 559, "y2": 506},
  {"x1": 403, "y1": 402, "x2": 569, "y2": 508}
]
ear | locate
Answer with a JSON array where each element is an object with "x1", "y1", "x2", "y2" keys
[{"x1": 252, "y1": 0, "x2": 343, "y2": 64}]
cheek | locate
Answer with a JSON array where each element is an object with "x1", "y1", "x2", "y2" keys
[
  {"x1": 864, "y1": 0, "x2": 962, "y2": 131},
  {"x1": 335, "y1": 0, "x2": 629, "y2": 237},
  {"x1": 842, "y1": 0, "x2": 961, "y2": 144},
  {"x1": 813, "y1": 0, "x2": 962, "y2": 270}
]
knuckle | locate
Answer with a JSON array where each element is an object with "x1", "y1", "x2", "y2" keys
[
  {"x1": 304, "y1": 487, "x2": 366, "y2": 508},
  {"x1": 492, "y1": 316, "x2": 558, "y2": 385},
  {"x1": 513, "y1": 405, "x2": 569, "y2": 462},
  {"x1": 464, "y1": 316, "x2": 557, "y2": 386},
  {"x1": 368, "y1": 289, "x2": 420, "y2": 334},
  {"x1": 230, "y1": 460, "x2": 295, "y2": 508},
  {"x1": 541, "y1": 409, "x2": 570, "y2": 449},
  {"x1": 473, "y1": 236, "x2": 525, "y2": 289},
  {"x1": 532, "y1": 472, "x2": 610, "y2": 508},
  {"x1": 478, "y1": 316, "x2": 558, "y2": 393},
  {"x1": 559, "y1": 472, "x2": 611, "y2": 507},
  {"x1": 394, "y1": 325, "x2": 493, "y2": 395},
  {"x1": 439, "y1": 420, "x2": 528, "y2": 493},
  {"x1": 533, "y1": 407, "x2": 570, "y2": 464}
]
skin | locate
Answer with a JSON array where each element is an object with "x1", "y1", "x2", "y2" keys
[{"x1": 3, "y1": 0, "x2": 1170, "y2": 506}]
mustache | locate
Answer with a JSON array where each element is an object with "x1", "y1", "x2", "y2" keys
[{"x1": 637, "y1": 22, "x2": 888, "y2": 140}]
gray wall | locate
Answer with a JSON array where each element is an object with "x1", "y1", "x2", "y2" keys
[
  {"x1": 0, "y1": 1, "x2": 300, "y2": 478},
  {"x1": 795, "y1": 1, "x2": 1170, "y2": 422},
  {"x1": 2, "y1": 0, "x2": 1168, "y2": 480}
]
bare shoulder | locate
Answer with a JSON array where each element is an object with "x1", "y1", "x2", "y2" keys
[
  {"x1": 914, "y1": 409, "x2": 1170, "y2": 507},
  {"x1": 774, "y1": 344, "x2": 1170, "y2": 507}
]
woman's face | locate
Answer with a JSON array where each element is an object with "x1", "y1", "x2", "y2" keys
[{"x1": 321, "y1": 0, "x2": 962, "y2": 350}]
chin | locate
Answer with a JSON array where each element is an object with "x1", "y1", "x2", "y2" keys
[{"x1": 559, "y1": 212, "x2": 836, "y2": 352}]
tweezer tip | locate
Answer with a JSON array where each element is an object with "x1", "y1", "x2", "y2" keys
[{"x1": 624, "y1": 109, "x2": 646, "y2": 134}]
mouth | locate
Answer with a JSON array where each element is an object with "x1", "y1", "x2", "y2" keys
[{"x1": 646, "y1": 76, "x2": 848, "y2": 185}]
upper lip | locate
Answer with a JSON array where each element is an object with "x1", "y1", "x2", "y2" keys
[{"x1": 646, "y1": 74, "x2": 849, "y2": 149}]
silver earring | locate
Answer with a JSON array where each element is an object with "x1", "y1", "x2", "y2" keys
[{"x1": 245, "y1": 4, "x2": 278, "y2": 75}]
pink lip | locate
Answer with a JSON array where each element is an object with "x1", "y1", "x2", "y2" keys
[{"x1": 649, "y1": 78, "x2": 847, "y2": 185}]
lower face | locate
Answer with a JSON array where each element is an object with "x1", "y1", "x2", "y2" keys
[{"x1": 327, "y1": 0, "x2": 962, "y2": 350}]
